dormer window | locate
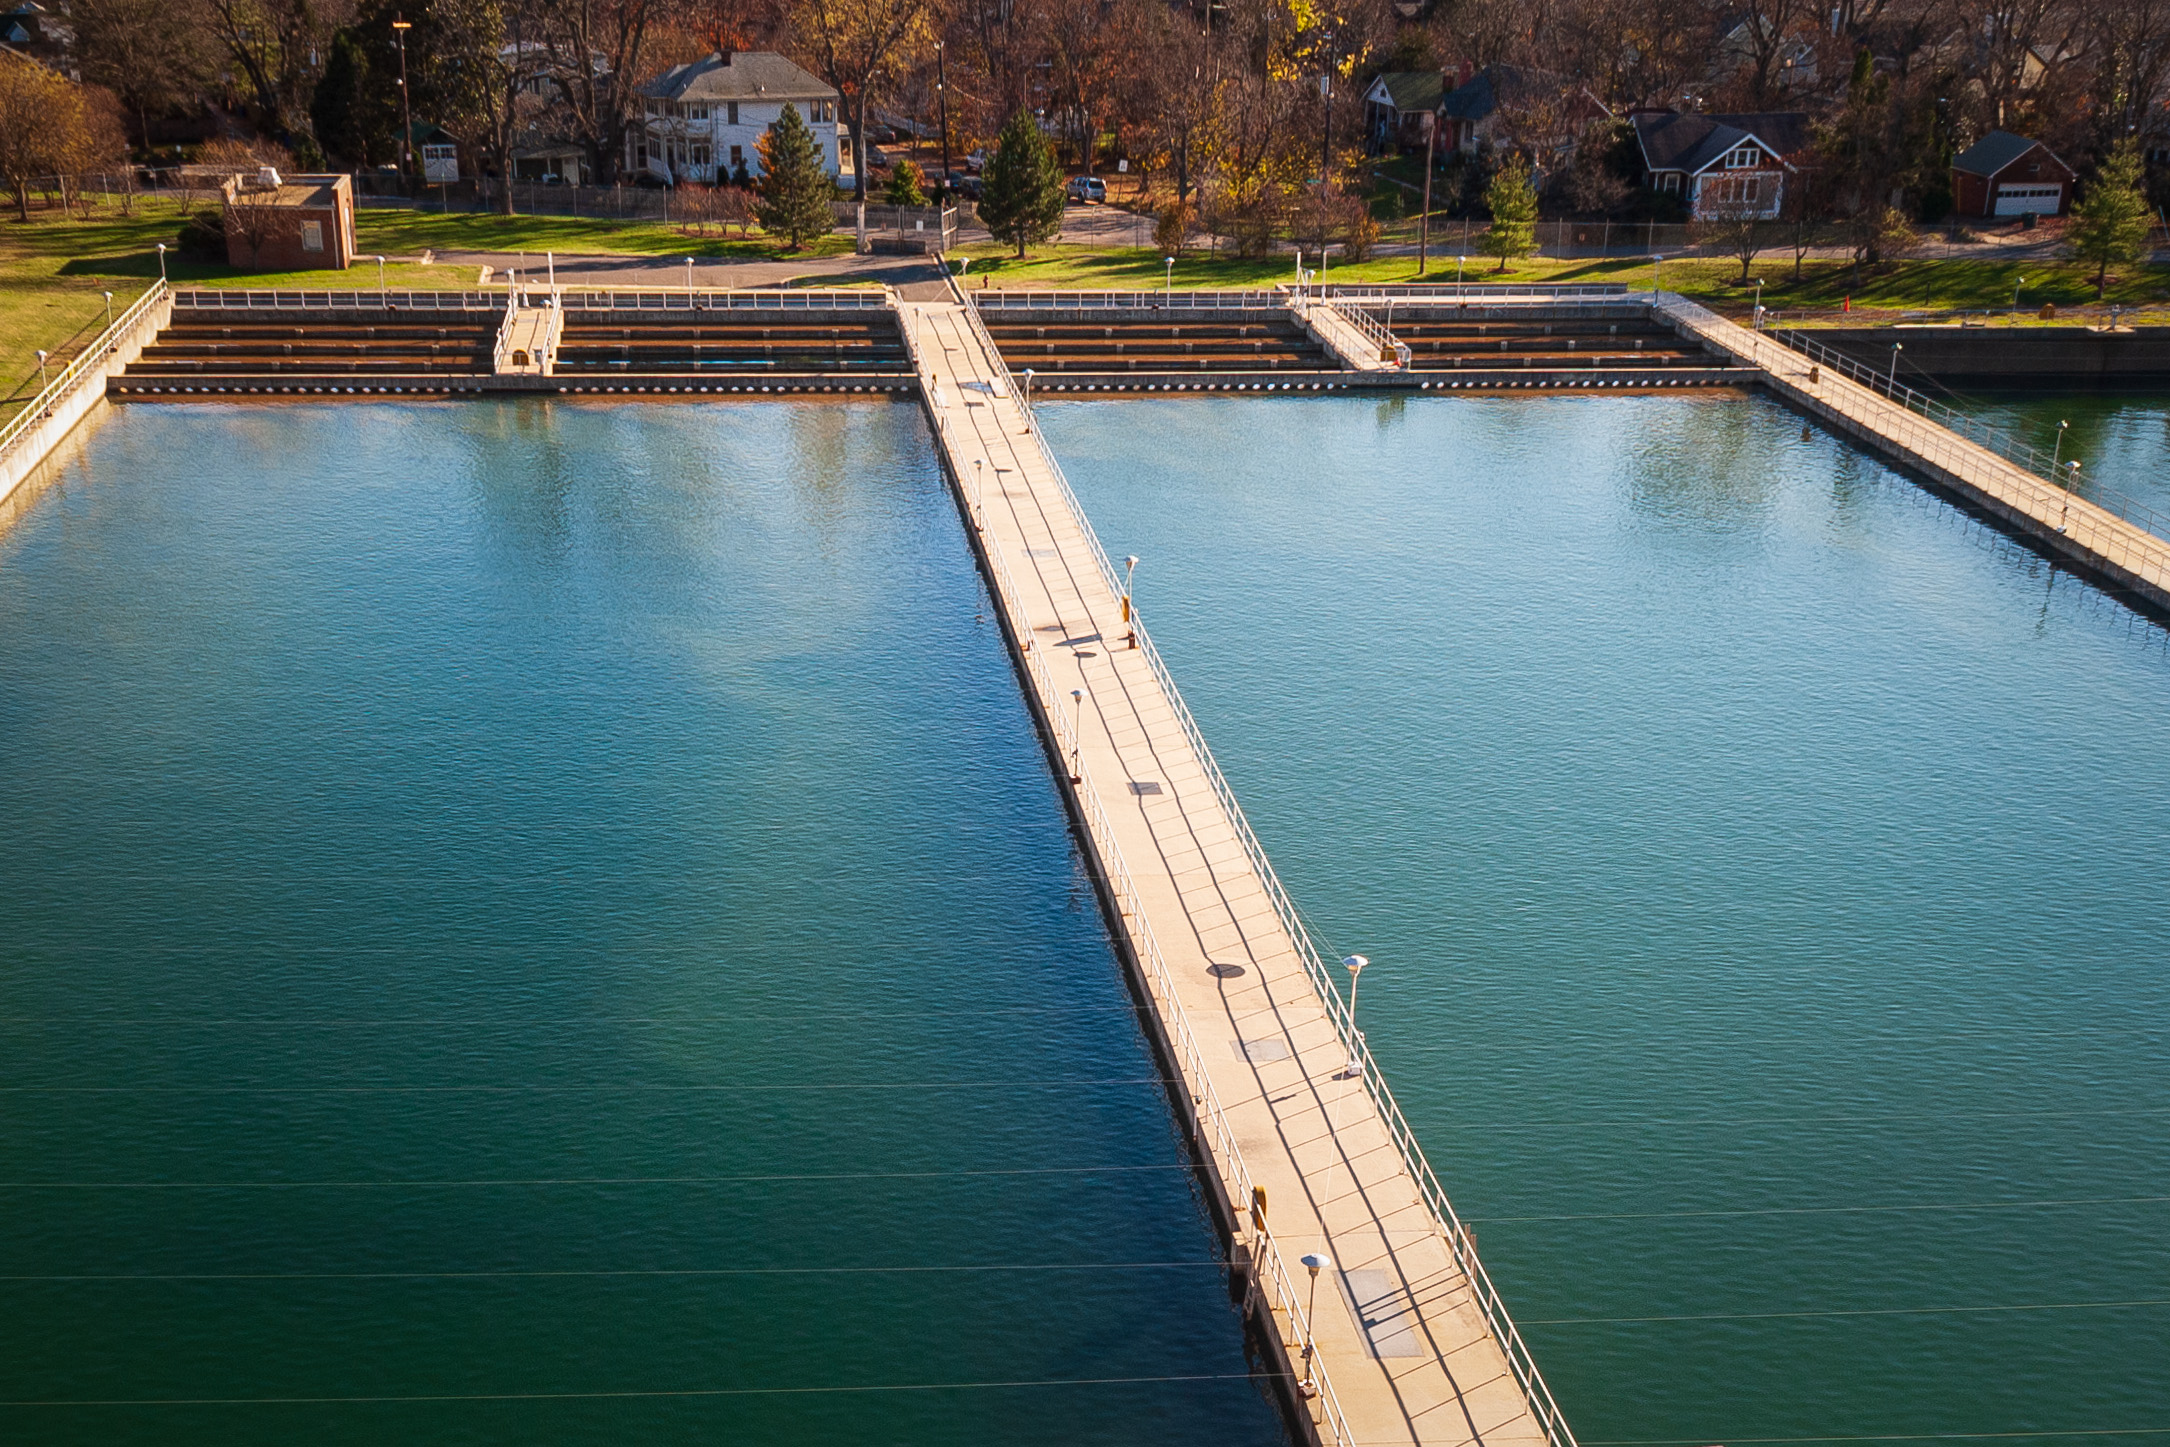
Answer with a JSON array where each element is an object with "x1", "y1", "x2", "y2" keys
[{"x1": 1725, "y1": 144, "x2": 1763, "y2": 169}]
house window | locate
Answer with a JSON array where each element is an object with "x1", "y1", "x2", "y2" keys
[
  {"x1": 301, "y1": 220, "x2": 323, "y2": 251},
  {"x1": 727, "y1": 101, "x2": 739, "y2": 125},
  {"x1": 1725, "y1": 144, "x2": 1762, "y2": 169},
  {"x1": 689, "y1": 106, "x2": 708, "y2": 121},
  {"x1": 689, "y1": 143, "x2": 709, "y2": 167},
  {"x1": 1659, "y1": 172, "x2": 1681, "y2": 193},
  {"x1": 729, "y1": 144, "x2": 744, "y2": 169}
]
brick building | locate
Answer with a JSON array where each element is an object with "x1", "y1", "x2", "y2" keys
[
  {"x1": 1951, "y1": 131, "x2": 2074, "y2": 218},
  {"x1": 220, "y1": 172, "x2": 357, "y2": 271}
]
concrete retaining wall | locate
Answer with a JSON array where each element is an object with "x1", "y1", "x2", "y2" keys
[
  {"x1": 0, "y1": 289, "x2": 173, "y2": 510},
  {"x1": 1802, "y1": 325, "x2": 2170, "y2": 384}
]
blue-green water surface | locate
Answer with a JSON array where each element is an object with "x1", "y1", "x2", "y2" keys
[
  {"x1": 1950, "y1": 390, "x2": 2170, "y2": 523},
  {"x1": 0, "y1": 401, "x2": 1283, "y2": 1445},
  {"x1": 1046, "y1": 393, "x2": 2170, "y2": 1447}
]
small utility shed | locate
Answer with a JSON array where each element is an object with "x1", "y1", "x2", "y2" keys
[
  {"x1": 1952, "y1": 131, "x2": 2074, "y2": 217},
  {"x1": 220, "y1": 171, "x2": 358, "y2": 270},
  {"x1": 1363, "y1": 71, "x2": 1443, "y2": 150}
]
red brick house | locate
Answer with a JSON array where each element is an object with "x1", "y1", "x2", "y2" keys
[
  {"x1": 1951, "y1": 131, "x2": 2073, "y2": 218},
  {"x1": 220, "y1": 171, "x2": 357, "y2": 271}
]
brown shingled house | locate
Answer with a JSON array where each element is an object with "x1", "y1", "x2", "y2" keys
[{"x1": 219, "y1": 171, "x2": 357, "y2": 271}]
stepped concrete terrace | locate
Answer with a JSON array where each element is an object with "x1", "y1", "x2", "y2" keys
[
  {"x1": 110, "y1": 289, "x2": 918, "y2": 399},
  {"x1": 898, "y1": 291, "x2": 1577, "y2": 1447},
  {"x1": 971, "y1": 289, "x2": 1751, "y2": 392}
]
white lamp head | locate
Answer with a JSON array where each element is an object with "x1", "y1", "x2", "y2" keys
[
  {"x1": 1301, "y1": 1253, "x2": 1330, "y2": 1277},
  {"x1": 1342, "y1": 953, "x2": 1368, "y2": 977}
]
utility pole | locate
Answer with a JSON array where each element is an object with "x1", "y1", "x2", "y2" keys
[
  {"x1": 392, "y1": 15, "x2": 414, "y2": 187},
  {"x1": 936, "y1": 40, "x2": 952, "y2": 195},
  {"x1": 1320, "y1": 30, "x2": 1335, "y2": 190},
  {"x1": 1418, "y1": 109, "x2": 1436, "y2": 275}
]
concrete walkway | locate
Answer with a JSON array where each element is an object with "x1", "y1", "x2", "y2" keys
[
  {"x1": 900, "y1": 293, "x2": 1565, "y2": 1447},
  {"x1": 1660, "y1": 295, "x2": 2170, "y2": 613}
]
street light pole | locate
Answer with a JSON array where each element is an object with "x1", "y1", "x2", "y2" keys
[
  {"x1": 392, "y1": 16, "x2": 414, "y2": 187},
  {"x1": 686, "y1": 256, "x2": 695, "y2": 303},
  {"x1": 1299, "y1": 1253, "x2": 1331, "y2": 1392},
  {"x1": 156, "y1": 242, "x2": 167, "y2": 283},
  {"x1": 1417, "y1": 113, "x2": 1436, "y2": 276},
  {"x1": 375, "y1": 254, "x2": 386, "y2": 303},
  {"x1": 2051, "y1": 418, "x2": 2069, "y2": 470},
  {"x1": 1342, "y1": 954, "x2": 1368, "y2": 1077},
  {"x1": 1164, "y1": 254, "x2": 1175, "y2": 301},
  {"x1": 936, "y1": 40, "x2": 953, "y2": 197},
  {"x1": 1069, "y1": 689, "x2": 1083, "y2": 784},
  {"x1": 35, "y1": 349, "x2": 49, "y2": 391},
  {"x1": 1887, "y1": 341, "x2": 1902, "y2": 390},
  {"x1": 102, "y1": 290, "x2": 114, "y2": 331}
]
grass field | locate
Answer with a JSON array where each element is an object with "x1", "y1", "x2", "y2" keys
[
  {"x1": 8, "y1": 194, "x2": 2167, "y2": 408},
  {"x1": 951, "y1": 240, "x2": 2170, "y2": 319},
  {"x1": 0, "y1": 198, "x2": 855, "y2": 400}
]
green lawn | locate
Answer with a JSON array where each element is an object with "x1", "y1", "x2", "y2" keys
[
  {"x1": 952, "y1": 242, "x2": 2170, "y2": 321},
  {"x1": 1, "y1": 197, "x2": 856, "y2": 399}
]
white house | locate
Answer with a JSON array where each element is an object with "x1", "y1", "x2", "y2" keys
[
  {"x1": 630, "y1": 51, "x2": 851, "y2": 185},
  {"x1": 1631, "y1": 109, "x2": 1808, "y2": 219}
]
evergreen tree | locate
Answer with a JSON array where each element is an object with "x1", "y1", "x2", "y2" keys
[
  {"x1": 756, "y1": 104, "x2": 836, "y2": 250},
  {"x1": 884, "y1": 158, "x2": 927, "y2": 207},
  {"x1": 310, "y1": 31, "x2": 379, "y2": 167},
  {"x1": 978, "y1": 111, "x2": 1065, "y2": 258},
  {"x1": 1481, "y1": 157, "x2": 1538, "y2": 272},
  {"x1": 2067, "y1": 141, "x2": 2151, "y2": 300}
]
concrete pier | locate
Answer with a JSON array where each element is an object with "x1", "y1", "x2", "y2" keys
[
  {"x1": 899, "y1": 293, "x2": 1572, "y2": 1447},
  {"x1": 1659, "y1": 296, "x2": 2170, "y2": 614}
]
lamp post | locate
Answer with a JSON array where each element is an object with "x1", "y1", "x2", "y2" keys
[
  {"x1": 1319, "y1": 30, "x2": 1336, "y2": 190},
  {"x1": 935, "y1": 39, "x2": 953, "y2": 198},
  {"x1": 1887, "y1": 341, "x2": 1902, "y2": 390},
  {"x1": 1752, "y1": 276, "x2": 1765, "y2": 327},
  {"x1": 2012, "y1": 275, "x2": 2026, "y2": 313},
  {"x1": 2051, "y1": 418, "x2": 2070, "y2": 471},
  {"x1": 35, "y1": 349, "x2": 49, "y2": 391},
  {"x1": 392, "y1": 16, "x2": 414, "y2": 186},
  {"x1": 1021, "y1": 367, "x2": 1035, "y2": 416},
  {"x1": 156, "y1": 241, "x2": 166, "y2": 283},
  {"x1": 1299, "y1": 1253, "x2": 1331, "y2": 1391},
  {"x1": 546, "y1": 250, "x2": 555, "y2": 290},
  {"x1": 1456, "y1": 253, "x2": 1465, "y2": 300},
  {"x1": 972, "y1": 457, "x2": 984, "y2": 528},
  {"x1": 1417, "y1": 113, "x2": 1436, "y2": 276},
  {"x1": 686, "y1": 256, "x2": 695, "y2": 304},
  {"x1": 102, "y1": 290, "x2": 113, "y2": 331},
  {"x1": 375, "y1": 254, "x2": 386, "y2": 302},
  {"x1": 1342, "y1": 954, "x2": 1368, "y2": 1078},
  {"x1": 1122, "y1": 555, "x2": 1138, "y2": 623},
  {"x1": 1165, "y1": 254, "x2": 1175, "y2": 302},
  {"x1": 1069, "y1": 689, "x2": 1083, "y2": 784}
]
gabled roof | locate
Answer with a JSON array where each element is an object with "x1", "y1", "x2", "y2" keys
[
  {"x1": 1439, "y1": 65, "x2": 1559, "y2": 122},
  {"x1": 641, "y1": 51, "x2": 835, "y2": 104},
  {"x1": 1368, "y1": 70, "x2": 1443, "y2": 114},
  {"x1": 1952, "y1": 129, "x2": 2068, "y2": 178},
  {"x1": 1632, "y1": 110, "x2": 1808, "y2": 173}
]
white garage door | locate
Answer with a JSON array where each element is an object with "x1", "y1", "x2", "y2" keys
[{"x1": 1994, "y1": 184, "x2": 2060, "y2": 215}]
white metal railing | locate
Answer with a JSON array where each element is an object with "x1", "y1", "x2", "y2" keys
[
  {"x1": 1326, "y1": 299, "x2": 1412, "y2": 368},
  {"x1": 1664, "y1": 298, "x2": 2170, "y2": 591},
  {"x1": 561, "y1": 288, "x2": 886, "y2": 312},
  {"x1": 1766, "y1": 324, "x2": 2170, "y2": 539},
  {"x1": 1, "y1": 281, "x2": 169, "y2": 465},
  {"x1": 172, "y1": 287, "x2": 889, "y2": 314},
  {"x1": 904, "y1": 296, "x2": 1357, "y2": 1441},
  {"x1": 174, "y1": 288, "x2": 499, "y2": 311},
  {"x1": 933, "y1": 296, "x2": 1578, "y2": 1447},
  {"x1": 490, "y1": 286, "x2": 521, "y2": 372},
  {"x1": 1322, "y1": 281, "x2": 1629, "y2": 300},
  {"x1": 974, "y1": 289, "x2": 1285, "y2": 312}
]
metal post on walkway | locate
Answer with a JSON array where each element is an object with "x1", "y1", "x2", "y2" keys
[
  {"x1": 1068, "y1": 689, "x2": 1083, "y2": 784},
  {"x1": 1300, "y1": 1254, "x2": 1330, "y2": 1392},
  {"x1": 1342, "y1": 954, "x2": 1367, "y2": 1077},
  {"x1": 376, "y1": 255, "x2": 387, "y2": 304},
  {"x1": 102, "y1": 291, "x2": 113, "y2": 331}
]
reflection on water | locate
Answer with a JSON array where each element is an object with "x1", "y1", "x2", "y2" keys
[
  {"x1": 1047, "y1": 392, "x2": 2170, "y2": 1447},
  {"x1": 0, "y1": 399, "x2": 1282, "y2": 1447}
]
